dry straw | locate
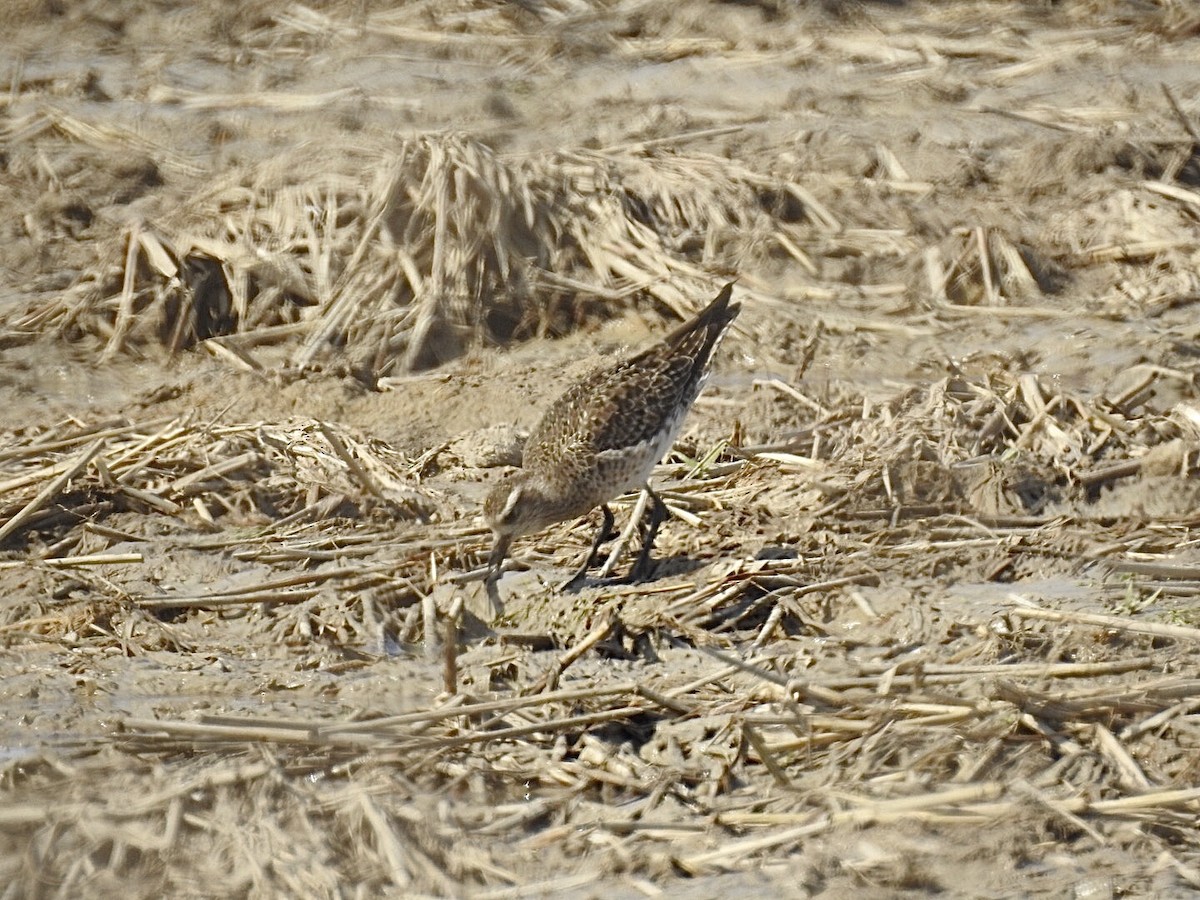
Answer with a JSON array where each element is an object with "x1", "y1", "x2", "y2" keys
[
  {"x1": 5, "y1": 133, "x2": 802, "y2": 376},
  {"x1": 7, "y1": 362, "x2": 1200, "y2": 890},
  {"x1": 5, "y1": 1, "x2": 1200, "y2": 894}
]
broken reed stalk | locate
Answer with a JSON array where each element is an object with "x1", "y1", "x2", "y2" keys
[
  {"x1": 443, "y1": 595, "x2": 462, "y2": 695},
  {"x1": 526, "y1": 611, "x2": 617, "y2": 694},
  {"x1": 0, "y1": 417, "x2": 168, "y2": 463},
  {"x1": 0, "y1": 439, "x2": 105, "y2": 545},
  {"x1": 121, "y1": 717, "x2": 376, "y2": 747},
  {"x1": 422, "y1": 590, "x2": 438, "y2": 661},
  {"x1": 318, "y1": 421, "x2": 385, "y2": 500},
  {"x1": 318, "y1": 682, "x2": 639, "y2": 735},
  {"x1": 382, "y1": 705, "x2": 651, "y2": 754},
  {"x1": 99, "y1": 222, "x2": 141, "y2": 362},
  {"x1": 685, "y1": 783, "x2": 1200, "y2": 874},
  {"x1": 0, "y1": 553, "x2": 143, "y2": 570},
  {"x1": 134, "y1": 565, "x2": 392, "y2": 609},
  {"x1": 1009, "y1": 604, "x2": 1200, "y2": 642}
]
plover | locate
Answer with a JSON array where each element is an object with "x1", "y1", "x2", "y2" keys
[{"x1": 484, "y1": 282, "x2": 739, "y2": 587}]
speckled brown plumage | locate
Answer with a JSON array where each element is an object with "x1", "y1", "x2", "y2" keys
[{"x1": 484, "y1": 282, "x2": 739, "y2": 585}]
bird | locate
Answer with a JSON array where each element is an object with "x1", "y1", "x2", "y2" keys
[{"x1": 484, "y1": 282, "x2": 740, "y2": 588}]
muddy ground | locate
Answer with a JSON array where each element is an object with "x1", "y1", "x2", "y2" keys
[{"x1": 3, "y1": 1, "x2": 1200, "y2": 897}]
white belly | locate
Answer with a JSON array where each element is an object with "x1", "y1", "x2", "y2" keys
[{"x1": 596, "y1": 405, "x2": 688, "y2": 499}]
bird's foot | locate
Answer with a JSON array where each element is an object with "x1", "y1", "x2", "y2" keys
[
  {"x1": 625, "y1": 551, "x2": 657, "y2": 583},
  {"x1": 558, "y1": 569, "x2": 589, "y2": 592}
]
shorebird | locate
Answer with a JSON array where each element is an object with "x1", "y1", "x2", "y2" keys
[{"x1": 484, "y1": 282, "x2": 739, "y2": 587}]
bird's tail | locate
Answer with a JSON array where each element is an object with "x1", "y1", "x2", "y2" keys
[{"x1": 665, "y1": 281, "x2": 740, "y2": 362}]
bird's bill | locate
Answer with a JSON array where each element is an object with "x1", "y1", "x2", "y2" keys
[{"x1": 486, "y1": 532, "x2": 512, "y2": 582}]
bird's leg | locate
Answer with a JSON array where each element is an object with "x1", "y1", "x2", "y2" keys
[
  {"x1": 587, "y1": 505, "x2": 618, "y2": 567},
  {"x1": 629, "y1": 488, "x2": 669, "y2": 581},
  {"x1": 596, "y1": 488, "x2": 650, "y2": 579},
  {"x1": 559, "y1": 505, "x2": 615, "y2": 591},
  {"x1": 486, "y1": 532, "x2": 513, "y2": 585}
]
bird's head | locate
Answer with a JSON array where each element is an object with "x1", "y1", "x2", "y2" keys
[{"x1": 483, "y1": 473, "x2": 560, "y2": 580}]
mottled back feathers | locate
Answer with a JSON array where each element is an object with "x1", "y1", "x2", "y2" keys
[{"x1": 523, "y1": 283, "x2": 739, "y2": 473}]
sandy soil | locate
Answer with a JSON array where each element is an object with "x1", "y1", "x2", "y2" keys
[{"x1": 4, "y1": 1, "x2": 1200, "y2": 897}]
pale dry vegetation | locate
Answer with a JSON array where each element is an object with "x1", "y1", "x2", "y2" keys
[{"x1": 3, "y1": 1, "x2": 1200, "y2": 897}]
